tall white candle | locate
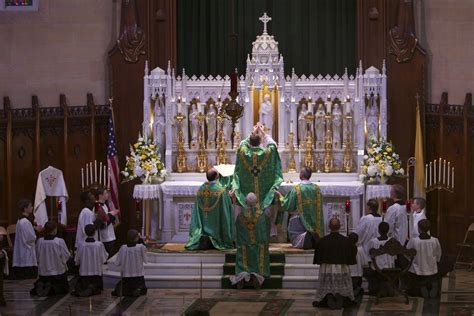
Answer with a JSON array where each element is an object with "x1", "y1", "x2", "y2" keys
[
  {"x1": 86, "y1": 164, "x2": 89, "y2": 186},
  {"x1": 425, "y1": 164, "x2": 428, "y2": 188},
  {"x1": 298, "y1": 145, "x2": 302, "y2": 165},
  {"x1": 99, "y1": 162, "x2": 103, "y2": 185},
  {"x1": 429, "y1": 162, "x2": 432, "y2": 187},
  {"x1": 90, "y1": 163, "x2": 93, "y2": 184},
  {"x1": 290, "y1": 121, "x2": 294, "y2": 134},
  {"x1": 326, "y1": 102, "x2": 331, "y2": 113},
  {"x1": 198, "y1": 102, "x2": 202, "y2": 113},
  {"x1": 95, "y1": 160, "x2": 98, "y2": 183},
  {"x1": 447, "y1": 162, "x2": 451, "y2": 187},
  {"x1": 433, "y1": 160, "x2": 436, "y2": 185},
  {"x1": 103, "y1": 166, "x2": 107, "y2": 188},
  {"x1": 452, "y1": 167, "x2": 454, "y2": 189},
  {"x1": 81, "y1": 168, "x2": 84, "y2": 188},
  {"x1": 438, "y1": 158, "x2": 442, "y2": 185},
  {"x1": 178, "y1": 99, "x2": 182, "y2": 114}
]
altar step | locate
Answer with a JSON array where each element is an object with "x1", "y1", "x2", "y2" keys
[{"x1": 103, "y1": 249, "x2": 319, "y2": 289}]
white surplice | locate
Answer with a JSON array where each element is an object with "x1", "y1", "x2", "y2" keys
[
  {"x1": 12, "y1": 217, "x2": 37, "y2": 267},
  {"x1": 366, "y1": 238, "x2": 396, "y2": 270},
  {"x1": 96, "y1": 203, "x2": 116, "y2": 243},
  {"x1": 350, "y1": 245, "x2": 367, "y2": 277},
  {"x1": 385, "y1": 202, "x2": 411, "y2": 245},
  {"x1": 75, "y1": 208, "x2": 97, "y2": 248},
  {"x1": 406, "y1": 236, "x2": 442, "y2": 276},
  {"x1": 113, "y1": 244, "x2": 147, "y2": 277},
  {"x1": 34, "y1": 166, "x2": 69, "y2": 226},
  {"x1": 36, "y1": 237, "x2": 70, "y2": 276},
  {"x1": 411, "y1": 209, "x2": 427, "y2": 238},
  {"x1": 356, "y1": 213, "x2": 382, "y2": 257},
  {"x1": 75, "y1": 240, "x2": 108, "y2": 276}
]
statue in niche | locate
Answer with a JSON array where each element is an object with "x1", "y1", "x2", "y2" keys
[
  {"x1": 259, "y1": 94, "x2": 274, "y2": 137},
  {"x1": 332, "y1": 103, "x2": 342, "y2": 149},
  {"x1": 223, "y1": 117, "x2": 232, "y2": 149},
  {"x1": 154, "y1": 101, "x2": 166, "y2": 156},
  {"x1": 315, "y1": 103, "x2": 326, "y2": 149},
  {"x1": 189, "y1": 103, "x2": 199, "y2": 147},
  {"x1": 298, "y1": 102, "x2": 309, "y2": 144},
  {"x1": 206, "y1": 103, "x2": 217, "y2": 148},
  {"x1": 366, "y1": 95, "x2": 379, "y2": 141}
]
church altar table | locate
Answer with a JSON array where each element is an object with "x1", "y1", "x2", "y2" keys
[
  {"x1": 366, "y1": 184, "x2": 391, "y2": 199},
  {"x1": 157, "y1": 180, "x2": 368, "y2": 243},
  {"x1": 133, "y1": 184, "x2": 163, "y2": 241}
]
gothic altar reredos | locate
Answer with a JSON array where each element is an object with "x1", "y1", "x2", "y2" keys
[{"x1": 138, "y1": 14, "x2": 388, "y2": 242}]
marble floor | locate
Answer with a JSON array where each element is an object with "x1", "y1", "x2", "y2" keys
[{"x1": 0, "y1": 268, "x2": 471, "y2": 315}]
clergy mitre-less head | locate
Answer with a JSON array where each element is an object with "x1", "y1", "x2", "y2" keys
[{"x1": 246, "y1": 192, "x2": 258, "y2": 207}]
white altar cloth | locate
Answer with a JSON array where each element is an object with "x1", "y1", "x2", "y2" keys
[
  {"x1": 133, "y1": 184, "x2": 162, "y2": 200},
  {"x1": 366, "y1": 184, "x2": 391, "y2": 199}
]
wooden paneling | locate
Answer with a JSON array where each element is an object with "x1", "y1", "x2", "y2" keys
[
  {"x1": 357, "y1": 0, "x2": 387, "y2": 67},
  {"x1": 0, "y1": 95, "x2": 109, "y2": 227}
]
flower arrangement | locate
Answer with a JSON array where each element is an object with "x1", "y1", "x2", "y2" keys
[
  {"x1": 359, "y1": 139, "x2": 404, "y2": 184},
  {"x1": 122, "y1": 135, "x2": 166, "y2": 184}
]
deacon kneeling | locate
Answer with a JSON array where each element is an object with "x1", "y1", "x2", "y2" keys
[
  {"x1": 31, "y1": 221, "x2": 71, "y2": 297},
  {"x1": 231, "y1": 193, "x2": 271, "y2": 290},
  {"x1": 313, "y1": 218, "x2": 357, "y2": 309},
  {"x1": 278, "y1": 167, "x2": 323, "y2": 249},
  {"x1": 185, "y1": 168, "x2": 234, "y2": 250},
  {"x1": 112, "y1": 229, "x2": 147, "y2": 297},
  {"x1": 406, "y1": 219, "x2": 442, "y2": 298},
  {"x1": 72, "y1": 224, "x2": 108, "y2": 297}
]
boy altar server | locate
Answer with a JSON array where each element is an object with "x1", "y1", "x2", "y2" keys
[
  {"x1": 72, "y1": 224, "x2": 108, "y2": 297},
  {"x1": 111, "y1": 229, "x2": 148, "y2": 297},
  {"x1": 75, "y1": 190, "x2": 97, "y2": 248},
  {"x1": 31, "y1": 221, "x2": 70, "y2": 296}
]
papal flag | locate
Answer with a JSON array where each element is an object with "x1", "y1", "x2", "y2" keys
[{"x1": 413, "y1": 100, "x2": 426, "y2": 198}]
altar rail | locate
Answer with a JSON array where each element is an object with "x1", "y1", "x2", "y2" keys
[{"x1": 0, "y1": 93, "x2": 110, "y2": 226}]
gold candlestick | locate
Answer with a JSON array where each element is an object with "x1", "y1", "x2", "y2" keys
[
  {"x1": 175, "y1": 112, "x2": 187, "y2": 173},
  {"x1": 195, "y1": 112, "x2": 208, "y2": 172},
  {"x1": 324, "y1": 111, "x2": 334, "y2": 173},
  {"x1": 343, "y1": 113, "x2": 354, "y2": 172},
  {"x1": 287, "y1": 131, "x2": 296, "y2": 172},
  {"x1": 303, "y1": 112, "x2": 315, "y2": 170},
  {"x1": 216, "y1": 112, "x2": 228, "y2": 165}
]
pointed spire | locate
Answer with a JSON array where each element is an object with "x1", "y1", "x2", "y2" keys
[
  {"x1": 167, "y1": 60, "x2": 171, "y2": 74},
  {"x1": 145, "y1": 60, "x2": 149, "y2": 75},
  {"x1": 382, "y1": 59, "x2": 386, "y2": 75},
  {"x1": 247, "y1": 54, "x2": 250, "y2": 63},
  {"x1": 359, "y1": 60, "x2": 363, "y2": 73}
]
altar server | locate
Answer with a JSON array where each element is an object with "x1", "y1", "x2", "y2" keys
[
  {"x1": 72, "y1": 224, "x2": 108, "y2": 297},
  {"x1": 406, "y1": 219, "x2": 442, "y2": 298},
  {"x1": 231, "y1": 192, "x2": 271, "y2": 290},
  {"x1": 278, "y1": 167, "x2": 323, "y2": 249},
  {"x1": 12, "y1": 199, "x2": 40, "y2": 279},
  {"x1": 31, "y1": 221, "x2": 70, "y2": 296},
  {"x1": 185, "y1": 168, "x2": 234, "y2": 250},
  {"x1": 232, "y1": 123, "x2": 283, "y2": 237},
  {"x1": 384, "y1": 184, "x2": 410, "y2": 245},
  {"x1": 75, "y1": 190, "x2": 97, "y2": 248},
  {"x1": 356, "y1": 199, "x2": 382, "y2": 257},
  {"x1": 111, "y1": 229, "x2": 148, "y2": 297},
  {"x1": 411, "y1": 197, "x2": 427, "y2": 238},
  {"x1": 93, "y1": 187, "x2": 118, "y2": 257},
  {"x1": 365, "y1": 222, "x2": 396, "y2": 295},
  {"x1": 348, "y1": 233, "x2": 366, "y2": 299},
  {"x1": 313, "y1": 218, "x2": 357, "y2": 309}
]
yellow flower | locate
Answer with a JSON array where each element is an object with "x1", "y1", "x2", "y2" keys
[
  {"x1": 386, "y1": 147, "x2": 392, "y2": 152},
  {"x1": 368, "y1": 149, "x2": 374, "y2": 155}
]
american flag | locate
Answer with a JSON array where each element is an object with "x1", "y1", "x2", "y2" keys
[{"x1": 107, "y1": 111, "x2": 120, "y2": 211}]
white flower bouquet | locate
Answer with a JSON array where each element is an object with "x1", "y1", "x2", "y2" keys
[{"x1": 359, "y1": 138, "x2": 404, "y2": 184}]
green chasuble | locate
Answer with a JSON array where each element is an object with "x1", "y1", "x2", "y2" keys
[
  {"x1": 235, "y1": 207, "x2": 270, "y2": 277},
  {"x1": 185, "y1": 182, "x2": 234, "y2": 250},
  {"x1": 232, "y1": 137, "x2": 283, "y2": 209},
  {"x1": 279, "y1": 183, "x2": 324, "y2": 236}
]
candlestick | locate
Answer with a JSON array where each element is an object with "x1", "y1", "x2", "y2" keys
[
  {"x1": 99, "y1": 162, "x2": 103, "y2": 185},
  {"x1": 81, "y1": 168, "x2": 84, "y2": 188},
  {"x1": 443, "y1": 159, "x2": 446, "y2": 184},
  {"x1": 90, "y1": 163, "x2": 93, "y2": 184},
  {"x1": 438, "y1": 157, "x2": 442, "y2": 185},
  {"x1": 345, "y1": 200, "x2": 351, "y2": 213},
  {"x1": 433, "y1": 160, "x2": 436, "y2": 185},
  {"x1": 425, "y1": 164, "x2": 428, "y2": 188},
  {"x1": 447, "y1": 162, "x2": 450, "y2": 188}
]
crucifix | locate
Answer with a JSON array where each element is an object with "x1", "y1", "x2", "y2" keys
[{"x1": 259, "y1": 12, "x2": 272, "y2": 35}]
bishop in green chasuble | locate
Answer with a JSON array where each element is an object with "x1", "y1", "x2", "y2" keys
[
  {"x1": 230, "y1": 192, "x2": 270, "y2": 289},
  {"x1": 185, "y1": 169, "x2": 234, "y2": 250},
  {"x1": 232, "y1": 126, "x2": 283, "y2": 211},
  {"x1": 278, "y1": 167, "x2": 324, "y2": 249}
]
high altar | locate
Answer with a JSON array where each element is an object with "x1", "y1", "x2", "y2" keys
[{"x1": 138, "y1": 14, "x2": 388, "y2": 243}]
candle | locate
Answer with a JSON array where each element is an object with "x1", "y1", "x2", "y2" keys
[
  {"x1": 178, "y1": 99, "x2": 182, "y2": 114},
  {"x1": 86, "y1": 164, "x2": 89, "y2": 186},
  {"x1": 345, "y1": 199, "x2": 351, "y2": 213},
  {"x1": 103, "y1": 166, "x2": 106, "y2": 187},
  {"x1": 447, "y1": 162, "x2": 450, "y2": 187},
  {"x1": 326, "y1": 102, "x2": 332, "y2": 113},
  {"x1": 425, "y1": 164, "x2": 428, "y2": 188},
  {"x1": 345, "y1": 101, "x2": 351, "y2": 114},
  {"x1": 438, "y1": 158, "x2": 442, "y2": 185},
  {"x1": 108, "y1": 167, "x2": 111, "y2": 188},
  {"x1": 452, "y1": 167, "x2": 454, "y2": 189},
  {"x1": 298, "y1": 145, "x2": 302, "y2": 165},
  {"x1": 95, "y1": 160, "x2": 97, "y2": 183},
  {"x1": 433, "y1": 160, "x2": 436, "y2": 185},
  {"x1": 81, "y1": 168, "x2": 84, "y2": 188},
  {"x1": 90, "y1": 163, "x2": 93, "y2": 184},
  {"x1": 99, "y1": 162, "x2": 103, "y2": 185},
  {"x1": 290, "y1": 121, "x2": 294, "y2": 134},
  {"x1": 198, "y1": 102, "x2": 202, "y2": 113},
  {"x1": 429, "y1": 162, "x2": 432, "y2": 187},
  {"x1": 443, "y1": 159, "x2": 446, "y2": 184}
]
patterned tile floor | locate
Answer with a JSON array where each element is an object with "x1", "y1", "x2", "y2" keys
[{"x1": 0, "y1": 269, "x2": 471, "y2": 315}]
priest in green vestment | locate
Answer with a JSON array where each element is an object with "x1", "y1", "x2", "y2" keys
[
  {"x1": 232, "y1": 123, "x2": 283, "y2": 236},
  {"x1": 185, "y1": 168, "x2": 234, "y2": 250},
  {"x1": 278, "y1": 167, "x2": 324, "y2": 249},
  {"x1": 230, "y1": 192, "x2": 271, "y2": 289}
]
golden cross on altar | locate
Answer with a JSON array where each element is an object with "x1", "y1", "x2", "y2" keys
[{"x1": 259, "y1": 12, "x2": 272, "y2": 35}]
